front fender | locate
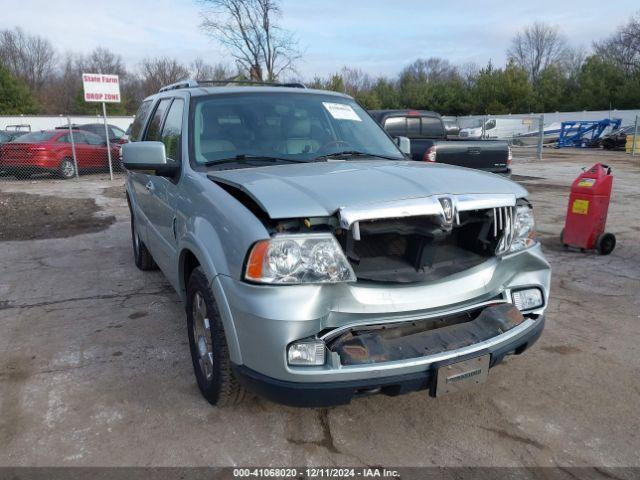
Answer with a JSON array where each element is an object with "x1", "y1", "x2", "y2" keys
[{"x1": 177, "y1": 237, "x2": 242, "y2": 364}]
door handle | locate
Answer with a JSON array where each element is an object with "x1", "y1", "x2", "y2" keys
[{"x1": 145, "y1": 181, "x2": 155, "y2": 192}]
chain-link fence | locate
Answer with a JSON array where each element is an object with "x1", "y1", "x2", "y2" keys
[{"x1": 0, "y1": 117, "x2": 127, "y2": 182}]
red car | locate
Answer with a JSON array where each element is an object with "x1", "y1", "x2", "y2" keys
[{"x1": 0, "y1": 130, "x2": 121, "y2": 179}]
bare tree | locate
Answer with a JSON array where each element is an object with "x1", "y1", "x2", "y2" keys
[
  {"x1": 190, "y1": 57, "x2": 233, "y2": 80},
  {"x1": 561, "y1": 45, "x2": 586, "y2": 79},
  {"x1": 139, "y1": 57, "x2": 190, "y2": 95},
  {"x1": 199, "y1": 0, "x2": 300, "y2": 81},
  {"x1": 594, "y1": 12, "x2": 640, "y2": 75},
  {"x1": 400, "y1": 58, "x2": 459, "y2": 83},
  {"x1": 0, "y1": 27, "x2": 56, "y2": 92},
  {"x1": 43, "y1": 52, "x2": 82, "y2": 114},
  {"x1": 507, "y1": 22, "x2": 568, "y2": 83},
  {"x1": 339, "y1": 67, "x2": 375, "y2": 95},
  {"x1": 81, "y1": 47, "x2": 127, "y2": 76}
]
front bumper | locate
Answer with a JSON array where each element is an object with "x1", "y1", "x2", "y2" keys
[
  {"x1": 233, "y1": 314, "x2": 544, "y2": 407},
  {"x1": 217, "y1": 243, "x2": 550, "y2": 390}
]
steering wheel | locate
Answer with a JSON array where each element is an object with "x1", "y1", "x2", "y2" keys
[{"x1": 317, "y1": 139, "x2": 352, "y2": 155}]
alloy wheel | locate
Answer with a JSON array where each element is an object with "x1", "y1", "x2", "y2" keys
[{"x1": 192, "y1": 291, "x2": 214, "y2": 380}]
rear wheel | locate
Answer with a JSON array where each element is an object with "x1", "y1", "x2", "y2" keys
[
  {"x1": 58, "y1": 158, "x2": 76, "y2": 179},
  {"x1": 130, "y1": 212, "x2": 157, "y2": 270},
  {"x1": 596, "y1": 232, "x2": 616, "y2": 255},
  {"x1": 186, "y1": 267, "x2": 246, "y2": 406}
]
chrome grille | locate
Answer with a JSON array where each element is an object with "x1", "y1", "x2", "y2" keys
[{"x1": 493, "y1": 206, "x2": 516, "y2": 255}]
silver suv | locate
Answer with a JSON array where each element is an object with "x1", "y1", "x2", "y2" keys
[{"x1": 122, "y1": 80, "x2": 550, "y2": 407}]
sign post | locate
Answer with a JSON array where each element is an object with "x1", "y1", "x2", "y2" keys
[
  {"x1": 67, "y1": 117, "x2": 80, "y2": 179},
  {"x1": 82, "y1": 73, "x2": 121, "y2": 180}
]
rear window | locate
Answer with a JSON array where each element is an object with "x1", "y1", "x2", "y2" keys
[
  {"x1": 11, "y1": 132, "x2": 57, "y2": 143},
  {"x1": 384, "y1": 117, "x2": 406, "y2": 136},
  {"x1": 383, "y1": 116, "x2": 445, "y2": 138},
  {"x1": 129, "y1": 100, "x2": 154, "y2": 142},
  {"x1": 421, "y1": 117, "x2": 445, "y2": 137},
  {"x1": 145, "y1": 98, "x2": 173, "y2": 142}
]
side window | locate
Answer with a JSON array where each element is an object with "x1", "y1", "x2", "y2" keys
[
  {"x1": 145, "y1": 99, "x2": 173, "y2": 141},
  {"x1": 73, "y1": 132, "x2": 87, "y2": 144},
  {"x1": 160, "y1": 99, "x2": 184, "y2": 162},
  {"x1": 384, "y1": 117, "x2": 407, "y2": 137},
  {"x1": 129, "y1": 100, "x2": 154, "y2": 142},
  {"x1": 57, "y1": 134, "x2": 70, "y2": 143},
  {"x1": 485, "y1": 119, "x2": 496, "y2": 130},
  {"x1": 84, "y1": 132, "x2": 104, "y2": 145}
]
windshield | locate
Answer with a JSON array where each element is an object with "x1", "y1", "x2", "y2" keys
[
  {"x1": 11, "y1": 131, "x2": 57, "y2": 143},
  {"x1": 191, "y1": 92, "x2": 403, "y2": 166}
]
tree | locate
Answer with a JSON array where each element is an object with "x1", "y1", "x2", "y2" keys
[
  {"x1": 575, "y1": 56, "x2": 628, "y2": 110},
  {"x1": 398, "y1": 58, "x2": 461, "y2": 110},
  {"x1": 199, "y1": 0, "x2": 300, "y2": 81},
  {"x1": 593, "y1": 11, "x2": 640, "y2": 75},
  {"x1": 534, "y1": 65, "x2": 569, "y2": 112},
  {"x1": 139, "y1": 57, "x2": 190, "y2": 96},
  {"x1": 190, "y1": 58, "x2": 233, "y2": 80},
  {"x1": 507, "y1": 22, "x2": 568, "y2": 84},
  {"x1": 0, "y1": 64, "x2": 36, "y2": 114},
  {"x1": 0, "y1": 27, "x2": 56, "y2": 94},
  {"x1": 471, "y1": 62, "x2": 533, "y2": 114}
]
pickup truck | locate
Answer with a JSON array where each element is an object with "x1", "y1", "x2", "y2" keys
[
  {"x1": 122, "y1": 81, "x2": 549, "y2": 407},
  {"x1": 369, "y1": 110, "x2": 512, "y2": 176}
]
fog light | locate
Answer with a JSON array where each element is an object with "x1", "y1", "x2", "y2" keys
[
  {"x1": 287, "y1": 340, "x2": 326, "y2": 366},
  {"x1": 512, "y1": 288, "x2": 543, "y2": 311}
]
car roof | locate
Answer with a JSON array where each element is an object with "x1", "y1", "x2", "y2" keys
[
  {"x1": 145, "y1": 86, "x2": 351, "y2": 102},
  {"x1": 369, "y1": 109, "x2": 442, "y2": 120}
]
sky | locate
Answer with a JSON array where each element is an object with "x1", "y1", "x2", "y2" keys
[{"x1": 2, "y1": 0, "x2": 638, "y2": 79}]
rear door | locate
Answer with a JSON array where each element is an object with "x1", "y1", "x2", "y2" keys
[
  {"x1": 147, "y1": 98, "x2": 184, "y2": 280},
  {"x1": 72, "y1": 132, "x2": 106, "y2": 168},
  {"x1": 137, "y1": 98, "x2": 175, "y2": 273}
]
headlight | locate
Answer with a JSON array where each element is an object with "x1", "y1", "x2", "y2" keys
[
  {"x1": 509, "y1": 205, "x2": 536, "y2": 253},
  {"x1": 245, "y1": 233, "x2": 356, "y2": 284}
]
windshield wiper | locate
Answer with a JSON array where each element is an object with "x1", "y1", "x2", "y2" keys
[
  {"x1": 203, "y1": 155, "x2": 310, "y2": 167},
  {"x1": 314, "y1": 150, "x2": 399, "y2": 161}
]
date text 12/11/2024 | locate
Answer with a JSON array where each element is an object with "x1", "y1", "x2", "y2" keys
[{"x1": 233, "y1": 468, "x2": 400, "y2": 478}]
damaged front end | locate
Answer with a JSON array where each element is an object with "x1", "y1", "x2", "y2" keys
[{"x1": 325, "y1": 303, "x2": 526, "y2": 365}]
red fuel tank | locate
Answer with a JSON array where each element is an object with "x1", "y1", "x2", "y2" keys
[{"x1": 561, "y1": 163, "x2": 615, "y2": 254}]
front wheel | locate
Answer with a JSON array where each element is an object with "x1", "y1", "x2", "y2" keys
[
  {"x1": 186, "y1": 267, "x2": 246, "y2": 406},
  {"x1": 58, "y1": 158, "x2": 76, "y2": 179}
]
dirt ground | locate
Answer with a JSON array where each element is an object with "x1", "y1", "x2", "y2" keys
[
  {"x1": 0, "y1": 191, "x2": 115, "y2": 241},
  {"x1": 0, "y1": 152, "x2": 639, "y2": 468}
]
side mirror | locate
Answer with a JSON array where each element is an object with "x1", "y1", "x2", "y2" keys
[
  {"x1": 122, "y1": 141, "x2": 178, "y2": 177},
  {"x1": 395, "y1": 136, "x2": 411, "y2": 156}
]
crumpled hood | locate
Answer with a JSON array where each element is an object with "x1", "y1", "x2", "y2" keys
[{"x1": 208, "y1": 160, "x2": 527, "y2": 219}]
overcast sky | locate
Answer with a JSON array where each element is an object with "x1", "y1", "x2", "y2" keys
[{"x1": 2, "y1": 0, "x2": 638, "y2": 78}]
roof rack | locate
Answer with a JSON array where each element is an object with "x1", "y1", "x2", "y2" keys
[{"x1": 158, "y1": 78, "x2": 306, "y2": 93}]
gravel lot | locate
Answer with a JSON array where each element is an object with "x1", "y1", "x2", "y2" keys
[{"x1": 0, "y1": 150, "x2": 638, "y2": 467}]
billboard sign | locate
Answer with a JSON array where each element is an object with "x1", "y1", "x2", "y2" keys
[{"x1": 82, "y1": 73, "x2": 121, "y2": 103}]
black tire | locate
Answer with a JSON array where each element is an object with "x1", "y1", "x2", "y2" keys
[
  {"x1": 186, "y1": 267, "x2": 246, "y2": 407},
  {"x1": 596, "y1": 232, "x2": 616, "y2": 255},
  {"x1": 58, "y1": 158, "x2": 76, "y2": 179},
  {"x1": 130, "y1": 212, "x2": 157, "y2": 271}
]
